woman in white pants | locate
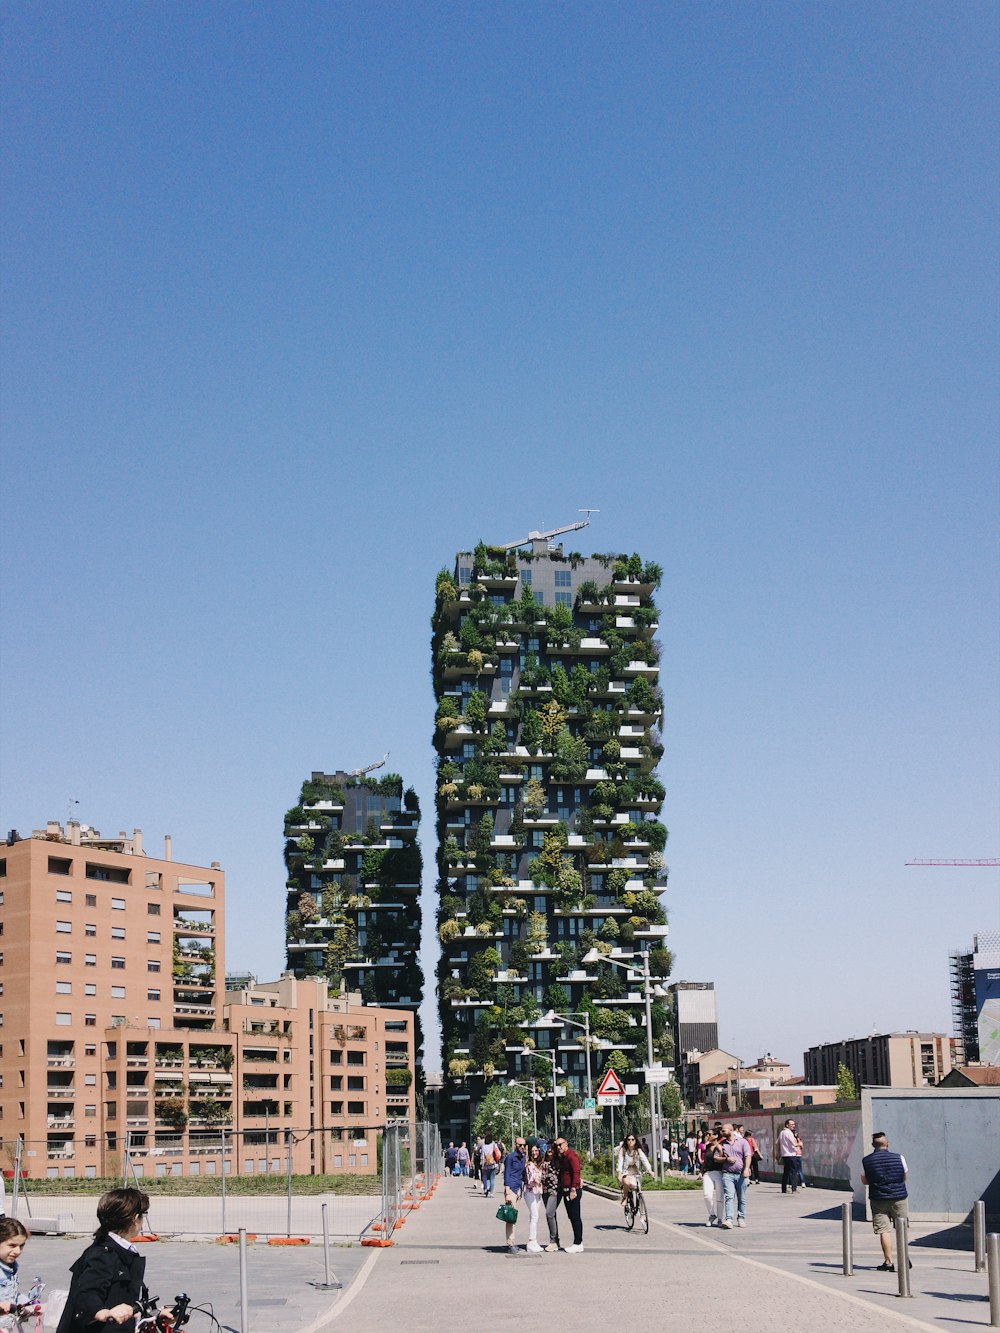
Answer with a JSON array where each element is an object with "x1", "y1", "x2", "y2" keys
[
  {"x1": 701, "y1": 1130, "x2": 725, "y2": 1226},
  {"x1": 523, "y1": 1144, "x2": 545, "y2": 1252}
]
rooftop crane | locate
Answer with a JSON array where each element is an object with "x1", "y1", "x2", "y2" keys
[
  {"x1": 905, "y1": 859, "x2": 1000, "y2": 867},
  {"x1": 500, "y1": 509, "x2": 600, "y2": 552},
  {"x1": 350, "y1": 753, "x2": 389, "y2": 778}
]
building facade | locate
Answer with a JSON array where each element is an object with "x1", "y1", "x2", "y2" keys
[
  {"x1": 431, "y1": 538, "x2": 669, "y2": 1133},
  {"x1": 803, "y1": 1032, "x2": 955, "y2": 1090},
  {"x1": 283, "y1": 770, "x2": 423, "y2": 1062},
  {"x1": 950, "y1": 930, "x2": 1000, "y2": 1065},
  {"x1": 0, "y1": 822, "x2": 415, "y2": 1179},
  {"x1": 669, "y1": 981, "x2": 719, "y2": 1062}
]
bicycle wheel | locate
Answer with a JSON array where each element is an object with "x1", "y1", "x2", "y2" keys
[
  {"x1": 624, "y1": 1193, "x2": 636, "y2": 1231},
  {"x1": 637, "y1": 1192, "x2": 648, "y2": 1234}
]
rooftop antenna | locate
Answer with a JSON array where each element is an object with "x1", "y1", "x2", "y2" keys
[
  {"x1": 500, "y1": 509, "x2": 600, "y2": 552},
  {"x1": 67, "y1": 798, "x2": 79, "y2": 824},
  {"x1": 350, "y1": 753, "x2": 389, "y2": 778}
]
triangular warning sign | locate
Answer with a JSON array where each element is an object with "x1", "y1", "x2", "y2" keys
[{"x1": 597, "y1": 1067, "x2": 626, "y2": 1096}]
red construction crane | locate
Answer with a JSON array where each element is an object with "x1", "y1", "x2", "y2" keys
[{"x1": 905, "y1": 859, "x2": 1000, "y2": 867}]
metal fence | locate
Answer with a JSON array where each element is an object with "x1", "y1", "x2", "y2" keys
[{"x1": 2, "y1": 1122, "x2": 443, "y2": 1242}]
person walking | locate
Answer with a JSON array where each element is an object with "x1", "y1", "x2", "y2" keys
[
  {"x1": 472, "y1": 1137, "x2": 483, "y2": 1182},
  {"x1": 684, "y1": 1130, "x2": 698, "y2": 1176},
  {"x1": 701, "y1": 1130, "x2": 726, "y2": 1226},
  {"x1": 777, "y1": 1119, "x2": 802, "y2": 1194},
  {"x1": 503, "y1": 1137, "x2": 528, "y2": 1253},
  {"x1": 481, "y1": 1132, "x2": 500, "y2": 1198},
  {"x1": 445, "y1": 1142, "x2": 458, "y2": 1175},
  {"x1": 541, "y1": 1144, "x2": 561, "y2": 1252},
  {"x1": 457, "y1": 1142, "x2": 471, "y2": 1177},
  {"x1": 718, "y1": 1123, "x2": 752, "y2": 1228},
  {"x1": 523, "y1": 1143, "x2": 545, "y2": 1252},
  {"x1": 861, "y1": 1132, "x2": 910, "y2": 1272},
  {"x1": 554, "y1": 1136, "x2": 584, "y2": 1253},
  {"x1": 741, "y1": 1125, "x2": 761, "y2": 1183}
]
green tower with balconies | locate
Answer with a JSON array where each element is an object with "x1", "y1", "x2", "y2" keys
[
  {"x1": 432, "y1": 532, "x2": 670, "y2": 1137},
  {"x1": 283, "y1": 769, "x2": 424, "y2": 1064}
]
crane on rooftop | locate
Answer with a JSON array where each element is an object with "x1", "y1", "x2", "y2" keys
[
  {"x1": 501, "y1": 509, "x2": 600, "y2": 552},
  {"x1": 350, "y1": 753, "x2": 389, "y2": 778},
  {"x1": 905, "y1": 859, "x2": 999, "y2": 867}
]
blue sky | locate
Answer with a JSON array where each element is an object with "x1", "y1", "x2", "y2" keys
[{"x1": 2, "y1": 2, "x2": 998, "y2": 1073}]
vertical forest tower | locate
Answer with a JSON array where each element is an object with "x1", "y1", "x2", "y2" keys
[
  {"x1": 284, "y1": 770, "x2": 424, "y2": 1063},
  {"x1": 432, "y1": 534, "x2": 670, "y2": 1133}
]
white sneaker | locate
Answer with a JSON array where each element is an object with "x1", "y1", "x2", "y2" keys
[
  {"x1": 564, "y1": 1243, "x2": 582, "y2": 1253},
  {"x1": 719, "y1": 1220, "x2": 733, "y2": 1230},
  {"x1": 508, "y1": 1243, "x2": 520, "y2": 1253},
  {"x1": 526, "y1": 1241, "x2": 543, "y2": 1252},
  {"x1": 706, "y1": 1217, "x2": 717, "y2": 1227},
  {"x1": 736, "y1": 1219, "x2": 746, "y2": 1227},
  {"x1": 544, "y1": 1243, "x2": 559, "y2": 1252}
]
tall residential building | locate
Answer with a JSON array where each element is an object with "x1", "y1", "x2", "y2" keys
[
  {"x1": 669, "y1": 981, "x2": 719, "y2": 1061},
  {"x1": 283, "y1": 770, "x2": 424, "y2": 1062},
  {"x1": 0, "y1": 822, "x2": 415, "y2": 1179},
  {"x1": 432, "y1": 536, "x2": 669, "y2": 1133},
  {"x1": 950, "y1": 930, "x2": 1000, "y2": 1065},
  {"x1": 803, "y1": 1032, "x2": 955, "y2": 1089}
]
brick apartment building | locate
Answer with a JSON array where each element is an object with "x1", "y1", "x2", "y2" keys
[
  {"x1": 0, "y1": 821, "x2": 414, "y2": 1178},
  {"x1": 804, "y1": 1031, "x2": 955, "y2": 1090}
]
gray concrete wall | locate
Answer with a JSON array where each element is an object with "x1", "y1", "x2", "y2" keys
[{"x1": 860, "y1": 1086, "x2": 1000, "y2": 1222}]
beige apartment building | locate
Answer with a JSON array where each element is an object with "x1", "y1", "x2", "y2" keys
[
  {"x1": 0, "y1": 822, "x2": 414, "y2": 1179},
  {"x1": 804, "y1": 1031, "x2": 955, "y2": 1090}
]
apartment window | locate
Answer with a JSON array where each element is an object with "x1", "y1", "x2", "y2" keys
[
  {"x1": 87, "y1": 864, "x2": 130, "y2": 885},
  {"x1": 84, "y1": 1073, "x2": 96, "y2": 1086},
  {"x1": 56, "y1": 982, "x2": 72, "y2": 995},
  {"x1": 111, "y1": 957, "x2": 125, "y2": 969},
  {"x1": 147, "y1": 902, "x2": 160, "y2": 915},
  {"x1": 533, "y1": 590, "x2": 544, "y2": 605},
  {"x1": 111, "y1": 986, "x2": 126, "y2": 999},
  {"x1": 111, "y1": 927, "x2": 126, "y2": 940},
  {"x1": 147, "y1": 932, "x2": 160, "y2": 944},
  {"x1": 56, "y1": 889, "x2": 72, "y2": 903},
  {"x1": 111, "y1": 898, "x2": 126, "y2": 911},
  {"x1": 147, "y1": 1018, "x2": 160, "y2": 1029},
  {"x1": 85, "y1": 1105, "x2": 97, "y2": 1118},
  {"x1": 331, "y1": 1101, "x2": 344, "y2": 1115},
  {"x1": 147, "y1": 960, "x2": 160, "y2": 973},
  {"x1": 85, "y1": 954, "x2": 96, "y2": 967},
  {"x1": 330, "y1": 1051, "x2": 342, "y2": 1065},
  {"x1": 56, "y1": 951, "x2": 72, "y2": 965},
  {"x1": 520, "y1": 569, "x2": 532, "y2": 586},
  {"x1": 347, "y1": 1076, "x2": 365, "y2": 1091},
  {"x1": 555, "y1": 591, "x2": 572, "y2": 607},
  {"x1": 85, "y1": 984, "x2": 96, "y2": 996},
  {"x1": 330, "y1": 1076, "x2": 342, "y2": 1090},
  {"x1": 147, "y1": 990, "x2": 160, "y2": 1002},
  {"x1": 56, "y1": 920, "x2": 72, "y2": 934},
  {"x1": 0, "y1": 861, "x2": 5, "y2": 877},
  {"x1": 48, "y1": 857, "x2": 72, "y2": 876},
  {"x1": 348, "y1": 1101, "x2": 365, "y2": 1115},
  {"x1": 459, "y1": 565, "x2": 472, "y2": 584},
  {"x1": 85, "y1": 894, "x2": 97, "y2": 907},
  {"x1": 84, "y1": 1044, "x2": 96, "y2": 1057},
  {"x1": 55, "y1": 1012, "x2": 72, "y2": 1026},
  {"x1": 347, "y1": 1051, "x2": 365, "y2": 1065},
  {"x1": 554, "y1": 570, "x2": 572, "y2": 587},
  {"x1": 85, "y1": 924, "x2": 97, "y2": 937}
]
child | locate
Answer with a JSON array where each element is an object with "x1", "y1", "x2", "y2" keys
[
  {"x1": 55, "y1": 1188, "x2": 169, "y2": 1333},
  {"x1": 0, "y1": 1218, "x2": 33, "y2": 1331}
]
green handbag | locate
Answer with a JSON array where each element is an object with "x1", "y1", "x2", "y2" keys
[{"x1": 496, "y1": 1202, "x2": 518, "y2": 1224}]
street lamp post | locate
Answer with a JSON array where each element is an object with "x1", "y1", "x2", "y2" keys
[
  {"x1": 506, "y1": 1079, "x2": 538, "y2": 1136},
  {"x1": 523, "y1": 1047, "x2": 560, "y2": 1139},
  {"x1": 582, "y1": 948, "x2": 661, "y2": 1180},
  {"x1": 546, "y1": 1008, "x2": 595, "y2": 1159}
]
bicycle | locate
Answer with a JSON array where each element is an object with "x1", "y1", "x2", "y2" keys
[
  {"x1": 623, "y1": 1183, "x2": 648, "y2": 1234},
  {"x1": 135, "y1": 1291, "x2": 237, "y2": 1333},
  {"x1": 5, "y1": 1277, "x2": 45, "y2": 1331}
]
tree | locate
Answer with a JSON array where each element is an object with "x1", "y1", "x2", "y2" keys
[
  {"x1": 659, "y1": 1078, "x2": 683, "y2": 1121},
  {"x1": 836, "y1": 1062, "x2": 858, "y2": 1101},
  {"x1": 472, "y1": 1083, "x2": 534, "y2": 1140}
]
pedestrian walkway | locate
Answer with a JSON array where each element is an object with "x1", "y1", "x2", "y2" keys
[{"x1": 316, "y1": 1174, "x2": 997, "y2": 1332}]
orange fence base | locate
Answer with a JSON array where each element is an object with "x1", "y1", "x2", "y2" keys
[
  {"x1": 267, "y1": 1237, "x2": 310, "y2": 1246},
  {"x1": 215, "y1": 1234, "x2": 258, "y2": 1244},
  {"x1": 361, "y1": 1237, "x2": 393, "y2": 1247}
]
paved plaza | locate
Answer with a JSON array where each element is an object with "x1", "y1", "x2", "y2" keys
[{"x1": 17, "y1": 1176, "x2": 999, "y2": 1332}]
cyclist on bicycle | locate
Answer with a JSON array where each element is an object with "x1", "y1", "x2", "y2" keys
[{"x1": 616, "y1": 1132, "x2": 652, "y2": 1209}]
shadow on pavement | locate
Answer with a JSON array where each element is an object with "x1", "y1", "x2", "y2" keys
[{"x1": 910, "y1": 1225, "x2": 973, "y2": 1251}]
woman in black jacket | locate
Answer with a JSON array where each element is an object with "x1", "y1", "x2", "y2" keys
[{"x1": 56, "y1": 1188, "x2": 164, "y2": 1333}]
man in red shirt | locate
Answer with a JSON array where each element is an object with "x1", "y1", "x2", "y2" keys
[{"x1": 554, "y1": 1136, "x2": 584, "y2": 1253}]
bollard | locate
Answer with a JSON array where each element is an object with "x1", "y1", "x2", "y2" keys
[
  {"x1": 988, "y1": 1233, "x2": 1000, "y2": 1329},
  {"x1": 895, "y1": 1216, "x2": 912, "y2": 1298},
  {"x1": 309, "y1": 1203, "x2": 342, "y2": 1291},
  {"x1": 841, "y1": 1202, "x2": 854, "y2": 1276},
  {"x1": 238, "y1": 1228, "x2": 249, "y2": 1333},
  {"x1": 975, "y1": 1201, "x2": 987, "y2": 1273}
]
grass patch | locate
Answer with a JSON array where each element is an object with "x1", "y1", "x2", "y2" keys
[{"x1": 22, "y1": 1174, "x2": 382, "y2": 1197}]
